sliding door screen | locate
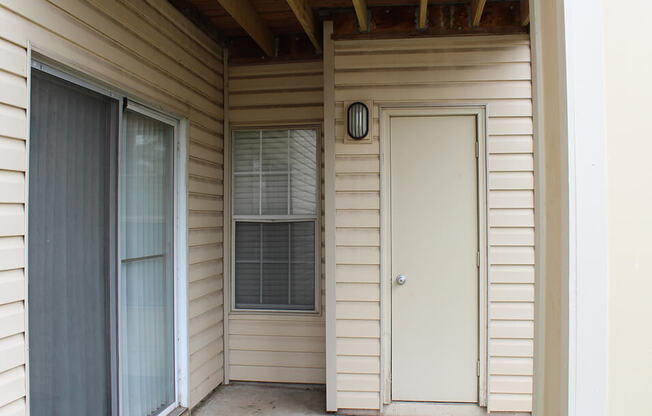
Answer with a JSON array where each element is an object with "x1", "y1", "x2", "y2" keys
[
  {"x1": 232, "y1": 128, "x2": 319, "y2": 311},
  {"x1": 28, "y1": 69, "x2": 117, "y2": 415},
  {"x1": 119, "y1": 109, "x2": 175, "y2": 416}
]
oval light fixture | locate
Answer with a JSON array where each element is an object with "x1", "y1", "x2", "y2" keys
[{"x1": 347, "y1": 102, "x2": 369, "y2": 140}]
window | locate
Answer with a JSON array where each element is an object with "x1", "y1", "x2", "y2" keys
[{"x1": 232, "y1": 128, "x2": 319, "y2": 311}]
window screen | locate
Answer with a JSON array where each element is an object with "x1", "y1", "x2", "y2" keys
[{"x1": 233, "y1": 129, "x2": 318, "y2": 310}]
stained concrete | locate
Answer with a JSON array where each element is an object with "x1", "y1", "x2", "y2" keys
[{"x1": 192, "y1": 383, "x2": 329, "y2": 416}]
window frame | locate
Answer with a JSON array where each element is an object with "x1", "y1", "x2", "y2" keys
[{"x1": 230, "y1": 125, "x2": 322, "y2": 314}]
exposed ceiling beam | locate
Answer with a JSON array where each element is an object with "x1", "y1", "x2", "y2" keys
[
  {"x1": 417, "y1": 0, "x2": 428, "y2": 30},
  {"x1": 216, "y1": 0, "x2": 275, "y2": 56},
  {"x1": 332, "y1": 2, "x2": 526, "y2": 39},
  {"x1": 168, "y1": 0, "x2": 227, "y2": 46},
  {"x1": 286, "y1": 0, "x2": 322, "y2": 52},
  {"x1": 352, "y1": 0, "x2": 369, "y2": 32},
  {"x1": 521, "y1": 0, "x2": 530, "y2": 25},
  {"x1": 471, "y1": 0, "x2": 487, "y2": 26}
]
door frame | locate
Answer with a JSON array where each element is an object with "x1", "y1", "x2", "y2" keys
[
  {"x1": 379, "y1": 105, "x2": 489, "y2": 409},
  {"x1": 118, "y1": 99, "x2": 188, "y2": 416},
  {"x1": 25, "y1": 51, "x2": 190, "y2": 415}
]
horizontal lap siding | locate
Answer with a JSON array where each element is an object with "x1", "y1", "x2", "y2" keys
[
  {"x1": 333, "y1": 34, "x2": 534, "y2": 412},
  {"x1": 0, "y1": 0, "x2": 224, "y2": 412},
  {"x1": 0, "y1": 32, "x2": 27, "y2": 414},
  {"x1": 228, "y1": 61, "x2": 326, "y2": 384}
]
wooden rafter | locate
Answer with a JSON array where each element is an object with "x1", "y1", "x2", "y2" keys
[
  {"x1": 418, "y1": 0, "x2": 428, "y2": 30},
  {"x1": 352, "y1": 0, "x2": 369, "y2": 32},
  {"x1": 168, "y1": 0, "x2": 227, "y2": 46},
  {"x1": 216, "y1": 0, "x2": 275, "y2": 56},
  {"x1": 471, "y1": 0, "x2": 487, "y2": 26},
  {"x1": 331, "y1": 2, "x2": 526, "y2": 39},
  {"x1": 286, "y1": 0, "x2": 322, "y2": 52},
  {"x1": 521, "y1": 0, "x2": 530, "y2": 25}
]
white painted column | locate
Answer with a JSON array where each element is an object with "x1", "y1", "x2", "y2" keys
[{"x1": 562, "y1": 1, "x2": 609, "y2": 415}]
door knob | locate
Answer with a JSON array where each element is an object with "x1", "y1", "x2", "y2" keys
[{"x1": 396, "y1": 274, "x2": 407, "y2": 285}]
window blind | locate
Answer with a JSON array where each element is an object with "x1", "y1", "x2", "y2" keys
[
  {"x1": 119, "y1": 110, "x2": 175, "y2": 416},
  {"x1": 233, "y1": 129, "x2": 318, "y2": 310},
  {"x1": 233, "y1": 129, "x2": 318, "y2": 216},
  {"x1": 234, "y1": 221, "x2": 316, "y2": 310}
]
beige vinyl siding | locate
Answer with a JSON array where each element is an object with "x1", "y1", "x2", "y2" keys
[
  {"x1": 227, "y1": 60, "x2": 326, "y2": 384},
  {"x1": 0, "y1": 0, "x2": 224, "y2": 412},
  {"x1": 0, "y1": 28, "x2": 28, "y2": 415},
  {"x1": 332, "y1": 34, "x2": 534, "y2": 412}
]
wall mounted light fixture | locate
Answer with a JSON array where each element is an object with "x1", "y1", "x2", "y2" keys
[{"x1": 347, "y1": 102, "x2": 369, "y2": 140}]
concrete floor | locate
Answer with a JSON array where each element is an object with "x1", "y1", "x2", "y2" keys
[{"x1": 192, "y1": 383, "x2": 329, "y2": 416}]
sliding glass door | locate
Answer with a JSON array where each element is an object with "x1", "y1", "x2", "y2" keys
[
  {"x1": 119, "y1": 108, "x2": 176, "y2": 416},
  {"x1": 29, "y1": 64, "x2": 179, "y2": 416}
]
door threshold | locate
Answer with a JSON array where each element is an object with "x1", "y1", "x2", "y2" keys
[
  {"x1": 165, "y1": 406, "x2": 188, "y2": 416},
  {"x1": 383, "y1": 401, "x2": 487, "y2": 416}
]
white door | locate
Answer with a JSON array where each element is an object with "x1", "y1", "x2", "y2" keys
[{"x1": 390, "y1": 114, "x2": 479, "y2": 403}]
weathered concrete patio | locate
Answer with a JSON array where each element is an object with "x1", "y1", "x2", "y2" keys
[{"x1": 192, "y1": 383, "x2": 328, "y2": 416}]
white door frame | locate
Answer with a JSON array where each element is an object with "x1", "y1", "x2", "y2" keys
[
  {"x1": 120, "y1": 99, "x2": 189, "y2": 416},
  {"x1": 379, "y1": 105, "x2": 489, "y2": 410}
]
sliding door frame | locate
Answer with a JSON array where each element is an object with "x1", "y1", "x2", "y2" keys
[
  {"x1": 118, "y1": 100, "x2": 185, "y2": 416},
  {"x1": 26, "y1": 53, "x2": 189, "y2": 415}
]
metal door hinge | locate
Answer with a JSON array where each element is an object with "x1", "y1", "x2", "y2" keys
[
  {"x1": 477, "y1": 360, "x2": 481, "y2": 377},
  {"x1": 475, "y1": 141, "x2": 479, "y2": 158},
  {"x1": 477, "y1": 251, "x2": 480, "y2": 267}
]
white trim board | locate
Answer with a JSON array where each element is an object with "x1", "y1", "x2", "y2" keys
[
  {"x1": 562, "y1": 0, "x2": 609, "y2": 415},
  {"x1": 24, "y1": 40, "x2": 33, "y2": 416},
  {"x1": 379, "y1": 105, "x2": 489, "y2": 410},
  {"x1": 528, "y1": 0, "x2": 546, "y2": 414},
  {"x1": 222, "y1": 46, "x2": 231, "y2": 385},
  {"x1": 323, "y1": 20, "x2": 338, "y2": 413},
  {"x1": 174, "y1": 117, "x2": 190, "y2": 409}
]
